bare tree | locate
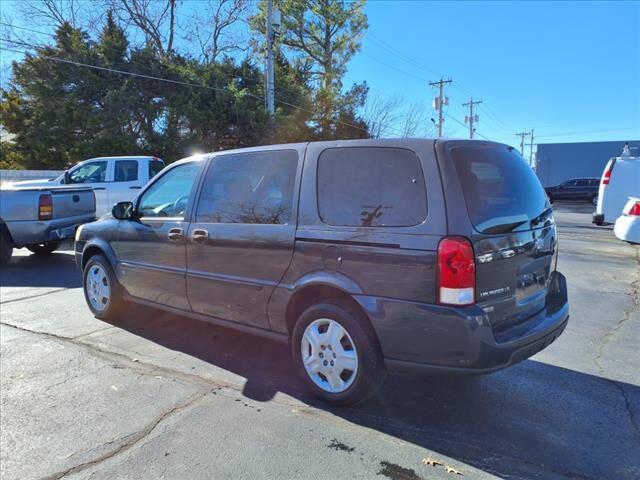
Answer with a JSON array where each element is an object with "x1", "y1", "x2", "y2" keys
[
  {"x1": 399, "y1": 101, "x2": 434, "y2": 138},
  {"x1": 108, "y1": 0, "x2": 178, "y2": 56},
  {"x1": 363, "y1": 94, "x2": 401, "y2": 139},
  {"x1": 185, "y1": 0, "x2": 250, "y2": 64},
  {"x1": 9, "y1": 0, "x2": 106, "y2": 31}
]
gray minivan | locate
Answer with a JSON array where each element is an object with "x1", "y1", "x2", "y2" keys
[{"x1": 75, "y1": 139, "x2": 569, "y2": 405}]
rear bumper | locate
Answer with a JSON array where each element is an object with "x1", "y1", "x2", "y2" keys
[
  {"x1": 6, "y1": 215, "x2": 94, "y2": 247},
  {"x1": 614, "y1": 215, "x2": 640, "y2": 244},
  {"x1": 355, "y1": 271, "x2": 569, "y2": 374}
]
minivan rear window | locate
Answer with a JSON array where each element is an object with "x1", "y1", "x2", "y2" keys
[
  {"x1": 317, "y1": 147, "x2": 427, "y2": 227},
  {"x1": 451, "y1": 144, "x2": 549, "y2": 234}
]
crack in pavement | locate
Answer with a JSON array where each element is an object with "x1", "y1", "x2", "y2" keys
[
  {"x1": 592, "y1": 247, "x2": 640, "y2": 440},
  {"x1": 0, "y1": 287, "x2": 73, "y2": 305},
  {"x1": 42, "y1": 388, "x2": 215, "y2": 480}
]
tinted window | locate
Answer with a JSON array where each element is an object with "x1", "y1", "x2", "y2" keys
[
  {"x1": 149, "y1": 160, "x2": 164, "y2": 179},
  {"x1": 562, "y1": 180, "x2": 576, "y2": 187},
  {"x1": 114, "y1": 160, "x2": 139, "y2": 182},
  {"x1": 138, "y1": 162, "x2": 199, "y2": 218},
  {"x1": 576, "y1": 179, "x2": 590, "y2": 186},
  {"x1": 590, "y1": 179, "x2": 600, "y2": 186},
  {"x1": 69, "y1": 161, "x2": 107, "y2": 183},
  {"x1": 317, "y1": 147, "x2": 427, "y2": 227},
  {"x1": 451, "y1": 144, "x2": 548, "y2": 234},
  {"x1": 196, "y1": 150, "x2": 298, "y2": 224}
]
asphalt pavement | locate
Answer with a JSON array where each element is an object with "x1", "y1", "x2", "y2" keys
[{"x1": 1, "y1": 203, "x2": 638, "y2": 480}]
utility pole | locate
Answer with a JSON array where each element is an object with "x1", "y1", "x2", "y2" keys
[
  {"x1": 462, "y1": 98, "x2": 482, "y2": 139},
  {"x1": 429, "y1": 77, "x2": 452, "y2": 137},
  {"x1": 265, "y1": 0, "x2": 276, "y2": 117},
  {"x1": 516, "y1": 131, "x2": 530, "y2": 156},
  {"x1": 528, "y1": 128, "x2": 535, "y2": 166}
]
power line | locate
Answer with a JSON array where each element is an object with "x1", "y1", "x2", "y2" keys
[
  {"x1": 367, "y1": 32, "x2": 443, "y2": 78},
  {"x1": 0, "y1": 45, "x2": 370, "y2": 134}
]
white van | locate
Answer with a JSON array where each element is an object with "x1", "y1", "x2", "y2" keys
[{"x1": 593, "y1": 148, "x2": 640, "y2": 225}]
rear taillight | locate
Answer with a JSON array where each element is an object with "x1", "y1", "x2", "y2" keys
[
  {"x1": 437, "y1": 236, "x2": 475, "y2": 306},
  {"x1": 628, "y1": 202, "x2": 640, "y2": 216},
  {"x1": 602, "y1": 168, "x2": 612, "y2": 185},
  {"x1": 38, "y1": 194, "x2": 53, "y2": 220}
]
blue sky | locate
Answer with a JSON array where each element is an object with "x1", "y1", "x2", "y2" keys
[
  {"x1": 1, "y1": 0, "x2": 638, "y2": 146},
  {"x1": 347, "y1": 1, "x2": 639, "y2": 144}
]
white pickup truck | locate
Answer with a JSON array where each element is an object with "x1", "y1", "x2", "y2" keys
[{"x1": 13, "y1": 156, "x2": 165, "y2": 216}]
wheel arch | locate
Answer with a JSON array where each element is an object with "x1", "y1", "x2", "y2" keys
[
  {"x1": 81, "y1": 240, "x2": 117, "y2": 270},
  {"x1": 0, "y1": 221, "x2": 15, "y2": 245},
  {"x1": 284, "y1": 283, "x2": 377, "y2": 344}
]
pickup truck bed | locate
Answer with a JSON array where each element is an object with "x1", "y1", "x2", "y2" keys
[{"x1": 0, "y1": 185, "x2": 96, "y2": 265}]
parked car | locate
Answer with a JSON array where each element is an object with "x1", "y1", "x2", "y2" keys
[
  {"x1": 544, "y1": 178, "x2": 600, "y2": 204},
  {"x1": 593, "y1": 151, "x2": 639, "y2": 225},
  {"x1": 12, "y1": 156, "x2": 165, "y2": 217},
  {"x1": 75, "y1": 139, "x2": 569, "y2": 405},
  {"x1": 0, "y1": 185, "x2": 95, "y2": 265},
  {"x1": 614, "y1": 197, "x2": 640, "y2": 245}
]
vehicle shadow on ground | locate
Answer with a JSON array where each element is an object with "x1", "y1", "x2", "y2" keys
[
  {"x1": 109, "y1": 304, "x2": 640, "y2": 480},
  {"x1": 0, "y1": 250, "x2": 81, "y2": 288}
]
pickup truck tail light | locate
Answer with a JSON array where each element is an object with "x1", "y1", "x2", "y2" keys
[
  {"x1": 627, "y1": 201, "x2": 640, "y2": 216},
  {"x1": 39, "y1": 194, "x2": 53, "y2": 220},
  {"x1": 437, "y1": 236, "x2": 475, "y2": 306}
]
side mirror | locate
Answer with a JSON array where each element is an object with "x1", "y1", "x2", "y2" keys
[
  {"x1": 112, "y1": 201, "x2": 134, "y2": 220},
  {"x1": 63, "y1": 170, "x2": 71, "y2": 184}
]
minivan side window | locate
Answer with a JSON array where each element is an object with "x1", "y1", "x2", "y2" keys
[
  {"x1": 69, "y1": 161, "x2": 108, "y2": 184},
  {"x1": 114, "y1": 160, "x2": 139, "y2": 182},
  {"x1": 317, "y1": 147, "x2": 427, "y2": 227},
  {"x1": 196, "y1": 150, "x2": 298, "y2": 225},
  {"x1": 137, "y1": 162, "x2": 200, "y2": 218}
]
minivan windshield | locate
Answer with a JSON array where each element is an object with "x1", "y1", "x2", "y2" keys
[{"x1": 451, "y1": 143, "x2": 549, "y2": 234}]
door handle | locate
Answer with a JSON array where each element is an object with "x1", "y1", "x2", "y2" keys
[
  {"x1": 129, "y1": 186, "x2": 141, "y2": 190},
  {"x1": 167, "y1": 228, "x2": 184, "y2": 241},
  {"x1": 191, "y1": 229, "x2": 209, "y2": 243}
]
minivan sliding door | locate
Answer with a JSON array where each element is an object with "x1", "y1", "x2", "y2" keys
[{"x1": 186, "y1": 148, "x2": 302, "y2": 329}]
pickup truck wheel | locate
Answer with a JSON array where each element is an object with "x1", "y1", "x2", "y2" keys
[
  {"x1": 291, "y1": 299, "x2": 386, "y2": 406},
  {"x1": 27, "y1": 241, "x2": 60, "y2": 255},
  {"x1": 83, "y1": 254, "x2": 126, "y2": 320},
  {"x1": 0, "y1": 231, "x2": 13, "y2": 265}
]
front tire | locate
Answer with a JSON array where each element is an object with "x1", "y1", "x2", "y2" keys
[
  {"x1": 291, "y1": 299, "x2": 385, "y2": 406},
  {"x1": 27, "y1": 241, "x2": 60, "y2": 255},
  {"x1": 83, "y1": 254, "x2": 127, "y2": 320}
]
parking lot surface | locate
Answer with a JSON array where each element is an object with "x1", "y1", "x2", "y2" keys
[{"x1": 1, "y1": 203, "x2": 638, "y2": 480}]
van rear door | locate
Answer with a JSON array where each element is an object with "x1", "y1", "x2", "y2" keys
[{"x1": 441, "y1": 141, "x2": 557, "y2": 334}]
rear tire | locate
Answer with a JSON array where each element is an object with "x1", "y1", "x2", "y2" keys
[
  {"x1": 0, "y1": 230, "x2": 13, "y2": 266},
  {"x1": 291, "y1": 299, "x2": 386, "y2": 406},
  {"x1": 27, "y1": 241, "x2": 60, "y2": 255},
  {"x1": 83, "y1": 254, "x2": 127, "y2": 320}
]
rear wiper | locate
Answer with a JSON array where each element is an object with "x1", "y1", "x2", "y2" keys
[
  {"x1": 483, "y1": 220, "x2": 528, "y2": 234},
  {"x1": 530, "y1": 207, "x2": 553, "y2": 228}
]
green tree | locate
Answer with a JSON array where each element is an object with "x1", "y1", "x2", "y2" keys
[{"x1": 252, "y1": 0, "x2": 369, "y2": 139}]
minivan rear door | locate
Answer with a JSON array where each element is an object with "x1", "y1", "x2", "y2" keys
[{"x1": 440, "y1": 141, "x2": 557, "y2": 334}]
